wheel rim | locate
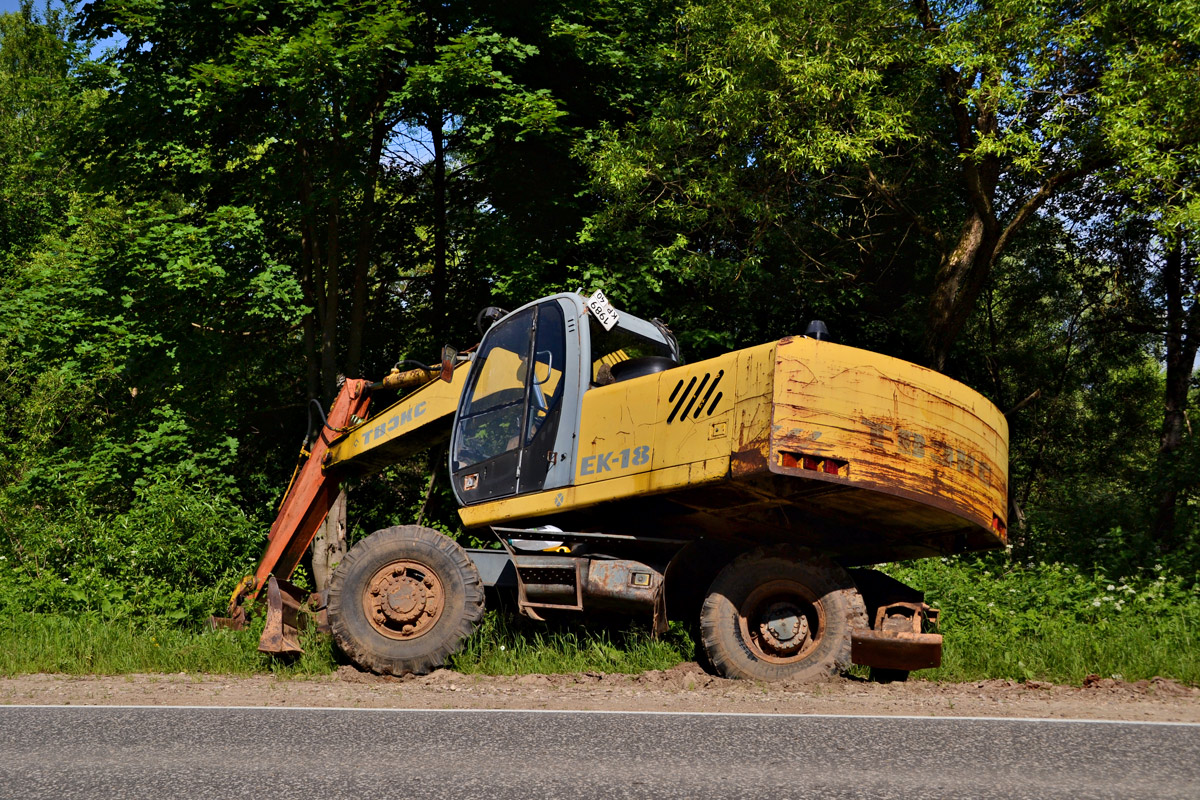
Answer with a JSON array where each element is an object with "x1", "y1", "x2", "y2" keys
[
  {"x1": 362, "y1": 559, "x2": 445, "y2": 641},
  {"x1": 736, "y1": 579, "x2": 825, "y2": 664}
]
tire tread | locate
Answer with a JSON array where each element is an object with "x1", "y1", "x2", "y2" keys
[
  {"x1": 699, "y1": 545, "x2": 866, "y2": 682},
  {"x1": 327, "y1": 525, "x2": 484, "y2": 676}
]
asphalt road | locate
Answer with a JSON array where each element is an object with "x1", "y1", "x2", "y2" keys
[{"x1": 0, "y1": 706, "x2": 1196, "y2": 799}]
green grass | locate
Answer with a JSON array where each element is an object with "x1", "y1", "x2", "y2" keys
[
  {"x1": 0, "y1": 609, "x2": 691, "y2": 679},
  {"x1": 449, "y1": 611, "x2": 694, "y2": 675},
  {"x1": 0, "y1": 612, "x2": 336, "y2": 677},
  {"x1": 0, "y1": 557, "x2": 1195, "y2": 685},
  {"x1": 886, "y1": 556, "x2": 1200, "y2": 685},
  {"x1": 933, "y1": 610, "x2": 1199, "y2": 684}
]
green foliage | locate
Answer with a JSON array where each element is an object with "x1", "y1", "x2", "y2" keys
[
  {"x1": 1097, "y1": 0, "x2": 1200, "y2": 236},
  {"x1": 0, "y1": 196, "x2": 306, "y2": 509},
  {"x1": 0, "y1": 480, "x2": 261, "y2": 623},
  {"x1": 577, "y1": 0, "x2": 1118, "y2": 359},
  {"x1": 887, "y1": 556, "x2": 1200, "y2": 684},
  {"x1": 0, "y1": 1, "x2": 94, "y2": 264}
]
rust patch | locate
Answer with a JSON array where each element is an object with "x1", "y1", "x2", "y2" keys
[{"x1": 732, "y1": 434, "x2": 771, "y2": 476}]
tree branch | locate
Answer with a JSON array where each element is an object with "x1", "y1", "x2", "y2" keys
[
  {"x1": 1004, "y1": 388, "x2": 1041, "y2": 417},
  {"x1": 865, "y1": 167, "x2": 943, "y2": 245},
  {"x1": 993, "y1": 161, "x2": 1103, "y2": 258}
]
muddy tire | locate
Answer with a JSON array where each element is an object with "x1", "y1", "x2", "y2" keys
[
  {"x1": 327, "y1": 525, "x2": 484, "y2": 676},
  {"x1": 700, "y1": 546, "x2": 867, "y2": 682}
]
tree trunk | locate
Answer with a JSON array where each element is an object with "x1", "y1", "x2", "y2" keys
[
  {"x1": 1153, "y1": 239, "x2": 1199, "y2": 548},
  {"x1": 347, "y1": 105, "x2": 387, "y2": 379},
  {"x1": 311, "y1": 487, "x2": 348, "y2": 592},
  {"x1": 924, "y1": 211, "x2": 998, "y2": 370},
  {"x1": 430, "y1": 112, "x2": 449, "y2": 345}
]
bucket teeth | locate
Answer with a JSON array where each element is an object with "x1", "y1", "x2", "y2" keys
[{"x1": 208, "y1": 608, "x2": 247, "y2": 631}]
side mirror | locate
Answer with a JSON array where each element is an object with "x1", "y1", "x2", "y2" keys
[{"x1": 440, "y1": 344, "x2": 457, "y2": 383}]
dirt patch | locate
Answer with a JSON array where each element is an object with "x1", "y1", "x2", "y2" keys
[{"x1": 2, "y1": 664, "x2": 1197, "y2": 722}]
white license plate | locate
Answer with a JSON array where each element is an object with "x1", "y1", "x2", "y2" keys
[{"x1": 585, "y1": 289, "x2": 620, "y2": 331}]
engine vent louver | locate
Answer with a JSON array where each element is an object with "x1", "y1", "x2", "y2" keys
[{"x1": 667, "y1": 370, "x2": 724, "y2": 423}]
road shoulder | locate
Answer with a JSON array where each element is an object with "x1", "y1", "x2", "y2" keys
[{"x1": 2, "y1": 663, "x2": 1197, "y2": 722}]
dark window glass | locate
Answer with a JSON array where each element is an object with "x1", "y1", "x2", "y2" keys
[
  {"x1": 526, "y1": 304, "x2": 565, "y2": 445},
  {"x1": 589, "y1": 316, "x2": 675, "y2": 385},
  {"x1": 453, "y1": 307, "x2": 534, "y2": 469}
]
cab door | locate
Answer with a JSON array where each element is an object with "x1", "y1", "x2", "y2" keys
[{"x1": 451, "y1": 301, "x2": 568, "y2": 504}]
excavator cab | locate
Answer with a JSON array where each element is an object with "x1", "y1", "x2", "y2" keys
[
  {"x1": 450, "y1": 297, "x2": 574, "y2": 503},
  {"x1": 449, "y1": 293, "x2": 678, "y2": 506}
]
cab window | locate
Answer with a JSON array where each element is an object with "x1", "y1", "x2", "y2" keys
[
  {"x1": 526, "y1": 304, "x2": 565, "y2": 445},
  {"x1": 453, "y1": 307, "x2": 534, "y2": 470},
  {"x1": 589, "y1": 316, "x2": 675, "y2": 385}
]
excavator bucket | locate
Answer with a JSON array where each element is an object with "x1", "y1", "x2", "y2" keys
[
  {"x1": 258, "y1": 575, "x2": 307, "y2": 655},
  {"x1": 208, "y1": 574, "x2": 256, "y2": 631}
]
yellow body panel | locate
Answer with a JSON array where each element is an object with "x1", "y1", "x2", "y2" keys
[
  {"x1": 325, "y1": 364, "x2": 469, "y2": 473},
  {"x1": 768, "y1": 336, "x2": 1008, "y2": 539},
  {"x1": 459, "y1": 337, "x2": 1008, "y2": 560},
  {"x1": 457, "y1": 456, "x2": 731, "y2": 527},
  {"x1": 572, "y1": 351, "x2": 738, "y2": 486}
]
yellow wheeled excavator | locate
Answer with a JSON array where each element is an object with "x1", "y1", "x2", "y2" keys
[{"x1": 219, "y1": 290, "x2": 1008, "y2": 682}]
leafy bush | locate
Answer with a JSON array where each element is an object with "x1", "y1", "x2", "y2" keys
[{"x1": 0, "y1": 479, "x2": 261, "y2": 623}]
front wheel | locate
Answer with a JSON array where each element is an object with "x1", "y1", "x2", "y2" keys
[
  {"x1": 700, "y1": 546, "x2": 866, "y2": 682},
  {"x1": 327, "y1": 525, "x2": 484, "y2": 676}
]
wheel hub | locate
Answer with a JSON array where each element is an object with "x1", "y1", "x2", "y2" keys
[
  {"x1": 364, "y1": 560, "x2": 444, "y2": 639},
  {"x1": 384, "y1": 577, "x2": 427, "y2": 625},
  {"x1": 757, "y1": 601, "x2": 810, "y2": 656}
]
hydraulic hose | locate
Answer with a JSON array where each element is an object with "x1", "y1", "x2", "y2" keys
[{"x1": 304, "y1": 398, "x2": 355, "y2": 446}]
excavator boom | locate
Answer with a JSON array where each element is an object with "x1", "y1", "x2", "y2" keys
[
  {"x1": 217, "y1": 379, "x2": 371, "y2": 630},
  {"x1": 217, "y1": 364, "x2": 470, "y2": 652},
  {"x1": 326, "y1": 363, "x2": 469, "y2": 475}
]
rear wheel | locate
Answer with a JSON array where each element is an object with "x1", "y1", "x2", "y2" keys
[
  {"x1": 700, "y1": 546, "x2": 866, "y2": 682},
  {"x1": 328, "y1": 525, "x2": 484, "y2": 675}
]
